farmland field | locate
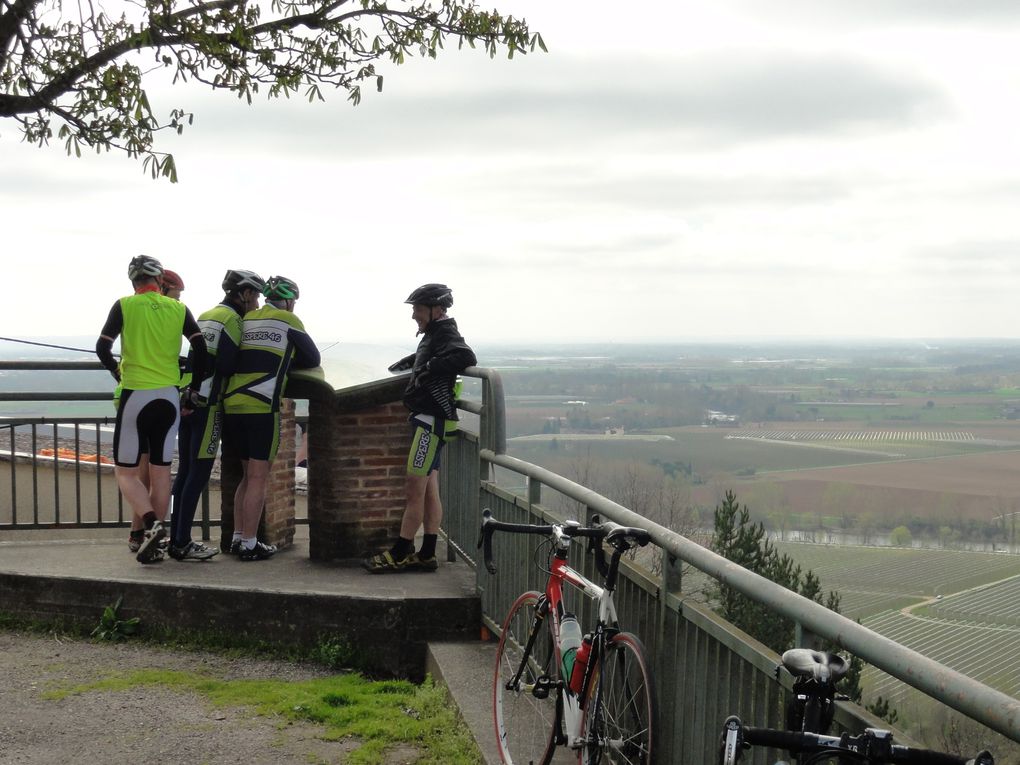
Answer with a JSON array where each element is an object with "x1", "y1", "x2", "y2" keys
[
  {"x1": 772, "y1": 543, "x2": 1020, "y2": 708},
  {"x1": 773, "y1": 543, "x2": 1020, "y2": 619}
]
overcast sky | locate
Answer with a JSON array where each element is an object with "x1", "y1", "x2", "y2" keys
[{"x1": 4, "y1": 1, "x2": 1020, "y2": 347}]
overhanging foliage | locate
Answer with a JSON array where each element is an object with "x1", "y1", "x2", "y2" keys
[{"x1": 0, "y1": 0, "x2": 544, "y2": 180}]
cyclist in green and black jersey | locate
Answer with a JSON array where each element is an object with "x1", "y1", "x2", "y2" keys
[
  {"x1": 169, "y1": 269, "x2": 265, "y2": 562},
  {"x1": 222, "y1": 275, "x2": 320, "y2": 561}
]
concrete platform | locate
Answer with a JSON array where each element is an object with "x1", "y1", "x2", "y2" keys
[{"x1": 0, "y1": 527, "x2": 480, "y2": 681}]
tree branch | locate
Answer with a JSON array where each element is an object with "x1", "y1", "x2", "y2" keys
[{"x1": 0, "y1": 0, "x2": 39, "y2": 62}]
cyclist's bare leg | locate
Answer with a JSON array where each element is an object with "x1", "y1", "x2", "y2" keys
[
  {"x1": 423, "y1": 471, "x2": 442, "y2": 534},
  {"x1": 399, "y1": 471, "x2": 436, "y2": 539},
  {"x1": 399, "y1": 473, "x2": 427, "y2": 538}
]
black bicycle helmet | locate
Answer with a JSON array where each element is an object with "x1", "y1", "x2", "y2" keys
[
  {"x1": 127, "y1": 255, "x2": 164, "y2": 281},
  {"x1": 404, "y1": 283, "x2": 453, "y2": 308},
  {"x1": 264, "y1": 275, "x2": 300, "y2": 301},
  {"x1": 222, "y1": 269, "x2": 266, "y2": 295}
]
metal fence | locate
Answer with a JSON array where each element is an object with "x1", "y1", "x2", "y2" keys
[
  {"x1": 440, "y1": 367, "x2": 1020, "y2": 764},
  {"x1": 1, "y1": 361, "x2": 221, "y2": 537}
]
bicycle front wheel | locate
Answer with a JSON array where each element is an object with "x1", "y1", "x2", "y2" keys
[
  {"x1": 494, "y1": 590, "x2": 560, "y2": 765},
  {"x1": 579, "y1": 631, "x2": 655, "y2": 765}
]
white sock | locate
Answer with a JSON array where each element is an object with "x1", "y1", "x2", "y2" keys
[
  {"x1": 232, "y1": 532, "x2": 242, "y2": 543},
  {"x1": 241, "y1": 536, "x2": 257, "y2": 550}
]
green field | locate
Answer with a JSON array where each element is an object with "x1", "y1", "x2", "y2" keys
[
  {"x1": 774, "y1": 543, "x2": 1020, "y2": 620},
  {"x1": 770, "y1": 543, "x2": 1020, "y2": 712},
  {"x1": 508, "y1": 426, "x2": 1012, "y2": 481}
]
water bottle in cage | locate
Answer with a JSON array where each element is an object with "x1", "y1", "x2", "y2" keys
[
  {"x1": 569, "y1": 633, "x2": 592, "y2": 694},
  {"x1": 559, "y1": 613, "x2": 583, "y2": 687}
]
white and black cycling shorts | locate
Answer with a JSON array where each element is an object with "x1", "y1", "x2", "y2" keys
[{"x1": 113, "y1": 387, "x2": 180, "y2": 467}]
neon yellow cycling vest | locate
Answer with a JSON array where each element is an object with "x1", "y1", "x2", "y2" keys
[
  {"x1": 222, "y1": 305, "x2": 306, "y2": 414},
  {"x1": 118, "y1": 292, "x2": 186, "y2": 390}
]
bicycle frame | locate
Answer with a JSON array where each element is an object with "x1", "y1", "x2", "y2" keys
[
  {"x1": 541, "y1": 526, "x2": 619, "y2": 749},
  {"x1": 484, "y1": 509, "x2": 654, "y2": 765},
  {"x1": 550, "y1": 534, "x2": 620, "y2": 746}
]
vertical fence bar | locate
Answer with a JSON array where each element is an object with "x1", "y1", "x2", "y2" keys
[
  {"x1": 31, "y1": 424, "x2": 39, "y2": 525},
  {"x1": 95, "y1": 422, "x2": 103, "y2": 524},
  {"x1": 74, "y1": 423, "x2": 82, "y2": 524},
  {"x1": 9, "y1": 423, "x2": 16, "y2": 524},
  {"x1": 200, "y1": 486, "x2": 210, "y2": 541},
  {"x1": 52, "y1": 422, "x2": 60, "y2": 525}
]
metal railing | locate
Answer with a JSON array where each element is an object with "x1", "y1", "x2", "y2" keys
[
  {"x1": 0, "y1": 361, "x2": 210, "y2": 536},
  {"x1": 439, "y1": 367, "x2": 1020, "y2": 764}
]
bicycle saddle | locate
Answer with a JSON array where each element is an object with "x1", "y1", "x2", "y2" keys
[{"x1": 781, "y1": 649, "x2": 848, "y2": 684}]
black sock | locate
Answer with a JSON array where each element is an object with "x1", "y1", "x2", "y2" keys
[
  {"x1": 419, "y1": 534, "x2": 438, "y2": 560},
  {"x1": 391, "y1": 537, "x2": 414, "y2": 559},
  {"x1": 142, "y1": 511, "x2": 158, "y2": 529}
]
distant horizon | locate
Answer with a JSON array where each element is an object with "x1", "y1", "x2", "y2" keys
[{"x1": 5, "y1": 334, "x2": 1020, "y2": 351}]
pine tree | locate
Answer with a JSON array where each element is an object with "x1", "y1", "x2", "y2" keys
[{"x1": 710, "y1": 490, "x2": 881, "y2": 713}]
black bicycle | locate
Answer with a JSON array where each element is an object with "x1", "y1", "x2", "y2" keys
[{"x1": 719, "y1": 648, "x2": 994, "y2": 765}]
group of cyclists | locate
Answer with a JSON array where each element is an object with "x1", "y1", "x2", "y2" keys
[
  {"x1": 96, "y1": 256, "x2": 319, "y2": 564},
  {"x1": 95, "y1": 257, "x2": 476, "y2": 575}
]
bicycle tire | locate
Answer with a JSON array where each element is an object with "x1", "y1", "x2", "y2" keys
[
  {"x1": 494, "y1": 590, "x2": 560, "y2": 765},
  {"x1": 578, "y1": 631, "x2": 655, "y2": 765}
]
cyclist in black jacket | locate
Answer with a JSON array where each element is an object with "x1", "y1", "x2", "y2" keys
[{"x1": 364, "y1": 283, "x2": 477, "y2": 573}]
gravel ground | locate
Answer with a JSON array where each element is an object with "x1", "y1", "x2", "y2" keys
[{"x1": 0, "y1": 630, "x2": 421, "y2": 764}]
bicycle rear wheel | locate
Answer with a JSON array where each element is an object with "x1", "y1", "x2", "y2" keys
[
  {"x1": 494, "y1": 590, "x2": 560, "y2": 765},
  {"x1": 579, "y1": 631, "x2": 655, "y2": 765}
]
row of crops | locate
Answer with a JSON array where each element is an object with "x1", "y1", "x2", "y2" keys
[
  {"x1": 776, "y1": 543, "x2": 1020, "y2": 707},
  {"x1": 774, "y1": 542, "x2": 1020, "y2": 619}
]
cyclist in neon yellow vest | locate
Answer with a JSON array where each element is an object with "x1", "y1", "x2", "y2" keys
[
  {"x1": 222, "y1": 275, "x2": 320, "y2": 561},
  {"x1": 170, "y1": 269, "x2": 266, "y2": 562},
  {"x1": 112, "y1": 266, "x2": 187, "y2": 504},
  {"x1": 95, "y1": 255, "x2": 207, "y2": 564}
]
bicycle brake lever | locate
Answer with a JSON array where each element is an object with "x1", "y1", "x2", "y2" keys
[{"x1": 478, "y1": 509, "x2": 497, "y2": 575}]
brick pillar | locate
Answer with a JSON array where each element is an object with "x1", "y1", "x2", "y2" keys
[
  {"x1": 263, "y1": 398, "x2": 297, "y2": 549},
  {"x1": 307, "y1": 376, "x2": 409, "y2": 561},
  {"x1": 218, "y1": 399, "x2": 297, "y2": 551}
]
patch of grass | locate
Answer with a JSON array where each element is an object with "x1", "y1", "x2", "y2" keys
[{"x1": 46, "y1": 669, "x2": 481, "y2": 765}]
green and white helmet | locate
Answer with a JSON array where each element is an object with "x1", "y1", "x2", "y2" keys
[
  {"x1": 127, "y1": 255, "x2": 164, "y2": 281},
  {"x1": 264, "y1": 275, "x2": 299, "y2": 301}
]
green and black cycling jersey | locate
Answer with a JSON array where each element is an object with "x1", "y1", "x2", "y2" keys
[{"x1": 222, "y1": 304, "x2": 320, "y2": 415}]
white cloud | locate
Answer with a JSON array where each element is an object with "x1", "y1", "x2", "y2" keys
[{"x1": 3, "y1": 0, "x2": 1020, "y2": 346}]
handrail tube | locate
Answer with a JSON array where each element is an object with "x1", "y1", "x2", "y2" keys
[
  {"x1": 461, "y1": 366, "x2": 506, "y2": 454},
  {"x1": 0, "y1": 393, "x2": 113, "y2": 401},
  {"x1": 0, "y1": 361, "x2": 106, "y2": 370},
  {"x1": 0, "y1": 416, "x2": 116, "y2": 425},
  {"x1": 481, "y1": 448, "x2": 1020, "y2": 741}
]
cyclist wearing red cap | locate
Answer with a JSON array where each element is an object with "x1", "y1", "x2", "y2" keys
[{"x1": 160, "y1": 269, "x2": 185, "y2": 300}]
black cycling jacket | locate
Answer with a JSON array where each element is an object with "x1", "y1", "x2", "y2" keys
[{"x1": 390, "y1": 318, "x2": 476, "y2": 421}]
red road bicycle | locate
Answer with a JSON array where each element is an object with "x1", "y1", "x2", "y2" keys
[{"x1": 478, "y1": 509, "x2": 656, "y2": 765}]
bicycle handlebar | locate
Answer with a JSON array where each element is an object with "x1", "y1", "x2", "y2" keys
[
  {"x1": 733, "y1": 722, "x2": 992, "y2": 765},
  {"x1": 477, "y1": 509, "x2": 651, "y2": 576}
]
